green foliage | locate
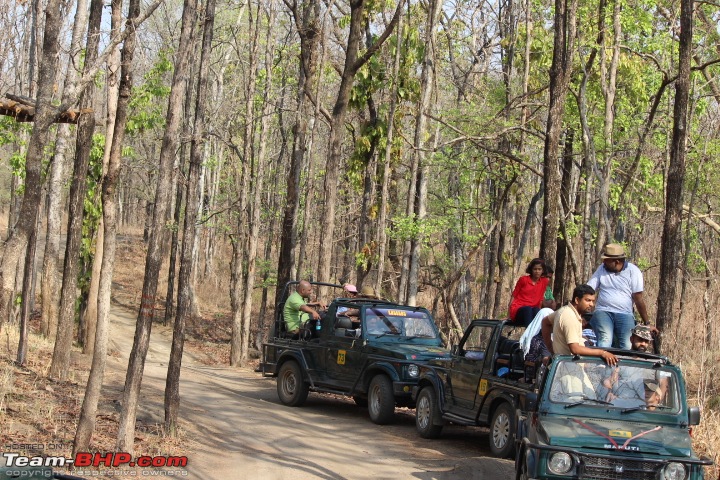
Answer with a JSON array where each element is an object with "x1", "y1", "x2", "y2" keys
[
  {"x1": 126, "y1": 50, "x2": 173, "y2": 135},
  {"x1": 78, "y1": 133, "x2": 106, "y2": 299},
  {"x1": 0, "y1": 117, "x2": 31, "y2": 181}
]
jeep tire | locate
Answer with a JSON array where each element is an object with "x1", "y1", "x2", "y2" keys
[
  {"x1": 415, "y1": 386, "x2": 443, "y2": 438},
  {"x1": 489, "y1": 402, "x2": 516, "y2": 458},
  {"x1": 277, "y1": 360, "x2": 309, "y2": 407},
  {"x1": 367, "y1": 375, "x2": 395, "y2": 424}
]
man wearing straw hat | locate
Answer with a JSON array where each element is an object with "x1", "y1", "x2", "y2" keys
[{"x1": 587, "y1": 243, "x2": 649, "y2": 350}]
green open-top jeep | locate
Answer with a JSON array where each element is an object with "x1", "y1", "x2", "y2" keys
[
  {"x1": 516, "y1": 351, "x2": 712, "y2": 479},
  {"x1": 261, "y1": 281, "x2": 451, "y2": 424}
]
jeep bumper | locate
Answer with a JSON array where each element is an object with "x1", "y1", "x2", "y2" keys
[{"x1": 393, "y1": 381, "x2": 416, "y2": 397}]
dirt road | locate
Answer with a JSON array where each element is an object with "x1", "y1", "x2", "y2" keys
[{"x1": 107, "y1": 306, "x2": 515, "y2": 479}]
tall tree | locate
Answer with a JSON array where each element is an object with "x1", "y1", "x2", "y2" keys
[
  {"x1": 165, "y1": 0, "x2": 216, "y2": 430},
  {"x1": 275, "y1": 0, "x2": 321, "y2": 304},
  {"x1": 539, "y1": 0, "x2": 577, "y2": 280},
  {"x1": 236, "y1": 0, "x2": 276, "y2": 366},
  {"x1": 316, "y1": 0, "x2": 403, "y2": 299},
  {"x1": 0, "y1": 0, "x2": 65, "y2": 325},
  {"x1": 656, "y1": 0, "x2": 693, "y2": 346},
  {"x1": 40, "y1": 0, "x2": 89, "y2": 340},
  {"x1": 73, "y1": 0, "x2": 137, "y2": 453},
  {"x1": 49, "y1": 0, "x2": 103, "y2": 380},
  {"x1": 406, "y1": 0, "x2": 441, "y2": 306},
  {"x1": 117, "y1": 0, "x2": 198, "y2": 452}
]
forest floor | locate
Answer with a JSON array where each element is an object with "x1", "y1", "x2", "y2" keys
[
  {"x1": 0, "y1": 235, "x2": 237, "y2": 476},
  {"x1": 0, "y1": 233, "x2": 519, "y2": 479},
  {"x1": 1, "y1": 232, "x2": 719, "y2": 478}
]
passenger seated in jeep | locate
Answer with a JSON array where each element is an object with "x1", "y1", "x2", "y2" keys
[{"x1": 283, "y1": 280, "x2": 325, "y2": 335}]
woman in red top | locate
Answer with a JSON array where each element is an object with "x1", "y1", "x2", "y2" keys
[{"x1": 508, "y1": 258, "x2": 550, "y2": 326}]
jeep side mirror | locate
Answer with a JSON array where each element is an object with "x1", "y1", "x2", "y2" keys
[
  {"x1": 451, "y1": 345, "x2": 459, "y2": 356},
  {"x1": 688, "y1": 406, "x2": 701, "y2": 426}
]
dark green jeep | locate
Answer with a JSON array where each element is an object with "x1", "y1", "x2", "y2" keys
[
  {"x1": 261, "y1": 281, "x2": 451, "y2": 424},
  {"x1": 516, "y1": 352, "x2": 712, "y2": 479}
]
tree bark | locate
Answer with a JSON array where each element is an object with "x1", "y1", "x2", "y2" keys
[
  {"x1": 656, "y1": 0, "x2": 693, "y2": 346},
  {"x1": 407, "y1": 0, "x2": 440, "y2": 306},
  {"x1": 165, "y1": 0, "x2": 216, "y2": 430},
  {"x1": 374, "y1": 6, "x2": 404, "y2": 298},
  {"x1": 230, "y1": 1, "x2": 261, "y2": 367},
  {"x1": 73, "y1": 0, "x2": 136, "y2": 453},
  {"x1": 275, "y1": 0, "x2": 321, "y2": 305},
  {"x1": 0, "y1": 0, "x2": 64, "y2": 325},
  {"x1": 595, "y1": 0, "x2": 620, "y2": 254},
  {"x1": 49, "y1": 0, "x2": 103, "y2": 380},
  {"x1": 40, "y1": 0, "x2": 89, "y2": 340},
  {"x1": 236, "y1": 1, "x2": 275, "y2": 366},
  {"x1": 316, "y1": 0, "x2": 403, "y2": 300},
  {"x1": 539, "y1": 0, "x2": 577, "y2": 270},
  {"x1": 83, "y1": 0, "x2": 121, "y2": 354},
  {"x1": 117, "y1": 0, "x2": 197, "y2": 452}
]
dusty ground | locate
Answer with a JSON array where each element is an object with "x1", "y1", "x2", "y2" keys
[{"x1": 2, "y1": 302, "x2": 515, "y2": 479}]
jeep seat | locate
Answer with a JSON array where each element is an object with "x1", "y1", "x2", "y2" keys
[{"x1": 335, "y1": 316, "x2": 353, "y2": 336}]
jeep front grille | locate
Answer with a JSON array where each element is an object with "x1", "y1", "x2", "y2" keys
[{"x1": 579, "y1": 456, "x2": 660, "y2": 480}]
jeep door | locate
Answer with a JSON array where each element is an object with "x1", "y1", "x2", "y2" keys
[
  {"x1": 324, "y1": 306, "x2": 364, "y2": 389},
  {"x1": 447, "y1": 322, "x2": 496, "y2": 414}
]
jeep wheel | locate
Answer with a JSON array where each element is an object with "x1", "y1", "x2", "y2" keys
[
  {"x1": 353, "y1": 395, "x2": 368, "y2": 408},
  {"x1": 277, "y1": 361, "x2": 309, "y2": 407},
  {"x1": 367, "y1": 375, "x2": 395, "y2": 424},
  {"x1": 415, "y1": 386, "x2": 443, "y2": 439},
  {"x1": 489, "y1": 402, "x2": 516, "y2": 458}
]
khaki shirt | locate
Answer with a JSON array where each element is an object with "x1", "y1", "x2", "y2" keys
[{"x1": 552, "y1": 304, "x2": 583, "y2": 355}]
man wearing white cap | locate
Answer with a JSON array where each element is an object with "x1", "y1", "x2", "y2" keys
[{"x1": 587, "y1": 243, "x2": 649, "y2": 349}]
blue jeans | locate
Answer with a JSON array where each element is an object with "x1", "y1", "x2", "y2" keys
[
  {"x1": 514, "y1": 306, "x2": 540, "y2": 327},
  {"x1": 590, "y1": 311, "x2": 636, "y2": 349}
]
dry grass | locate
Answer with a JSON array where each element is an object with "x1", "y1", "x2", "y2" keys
[
  {"x1": 0, "y1": 319, "x2": 196, "y2": 475},
  {"x1": 660, "y1": 313, "x2": 720, "y2": 479}
]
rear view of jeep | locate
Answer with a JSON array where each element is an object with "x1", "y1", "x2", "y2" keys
[{"x1": 516, "y1": 352, "x2": 712, "y2": 479}]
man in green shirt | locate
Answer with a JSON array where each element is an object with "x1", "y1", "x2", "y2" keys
[{"x1": 283, "y1": 280, "x2": 322, "y2": 334}]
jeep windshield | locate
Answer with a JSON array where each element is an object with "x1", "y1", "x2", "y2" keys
[
  {"x1": 364, "y1": 307, "x2": 440, "y2": 342},
  {"x1": 547, "y1": 357, "x2": 679, "y2": 414}
]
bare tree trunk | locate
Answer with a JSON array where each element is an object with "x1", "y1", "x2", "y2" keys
[
  {"x1": 230, "y1": 2, "x2": 261, "y2": 366},
  {"x1": 165, "y1": 0, "x2": 216, "y2": 431},
  {"x1": 554, "y1": 129, "x2": 574, "y2": 293},
  {"x1": 73, "y1": 0, "x2": 136, "y2": 453},
  {"x1": 17, "y1": 224, "x2": 38, "y2": 364},
  {"x1": 316, "y1": 0, "x2": 403, "y2": 300},
  {"x1": 117, "y1": 0, "x2": 198, "y2": 452},
  {"x1": 49, "y1": 0, "x2": 103, "y2": 380},
  {"x1": 83, "y1": 0, "x2": 120, "y2": 354},
  {"x1": 374, "y1": 7, "x2": 403, "y2": 298},
  {"x1": 406, "y1": 0, "x2": 440, "y2": 306},
  {"x1": 164, "y1": 56, "x2": 198, "y2": 325},
  {"x1": 656, "y1": 0, "x2": 693, "y2": 346},
  {"x1": 275, "y1": 0, "x2": 321, "y2": 304},
  {"x1": 237, "y1": 1, "x2": 275, "y2": 366},
  {"x1": 595, "y1": 0, "x2": 620, "y2": 254},
  {"x1": 0, "y1": 0, "x2": 64, "y2": 325},
  {"x1": 539, "y1": 0, "x2": 577, "y2": 269},
  {"x1": 40, "y1": 0, "x2": 89, "y2": 340}
]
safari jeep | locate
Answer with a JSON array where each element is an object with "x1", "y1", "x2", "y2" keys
[
  {"x1": 515, "y1": 351, "x2": 712, "y2": 479},
  {"x1": 261, "y1": 281, "x2": 451, "y2": 424}
]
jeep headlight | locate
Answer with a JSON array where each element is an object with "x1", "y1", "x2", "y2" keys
[
  {"x1": 662, "y1": 462, "x2": 687, "y2": 480},
  {"x1": 547, "y1": 452, "x2": 573, "y2": 475},
  {"x1": 407, "y1": 364, "x2": 419, "y2": 378}
]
